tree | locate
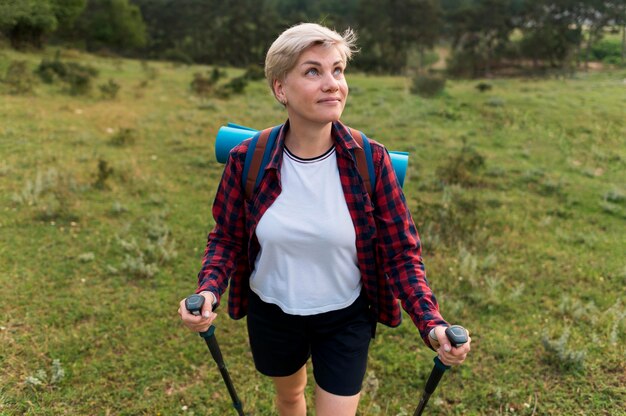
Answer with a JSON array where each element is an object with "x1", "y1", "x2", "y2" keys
[
  {"x1": 356, "y1": 0, "x2": 442, "y2": 73},
  {"x1": 445, "y1": 0, "x2": 520, "y2": 77},
  {"x1": 0, "y1": 0, "x2": 84, "y2": 49},
  {"x1": 78, "y1": 0, "x2": 146, "y2": 51}
]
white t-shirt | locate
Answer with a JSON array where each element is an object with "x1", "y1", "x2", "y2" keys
[{"x1": 250, "y1": 146, "x2": 362, "y2": 315}]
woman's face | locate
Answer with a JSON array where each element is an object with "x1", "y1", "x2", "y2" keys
[{"x1": 274, "y1": 44, "x2": 349, "y2": 127}]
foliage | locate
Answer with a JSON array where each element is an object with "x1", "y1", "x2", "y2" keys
[
  {"x1": 0, "y1": 0, "x2": 85, "y2": 48},
  {"x1": 190, "y1": 71, "x2": 217, "y2": 98},
  {"x1": 542, "y1": 329, "x2": 586, "y2": 372},
  {"x1": 410, "y1": 73, "x2": 446, "y2": 97},
  {"x1": 98, "y1": 78, "x2": 120, "y2": 99},
  {"x1": 356, "y1": 0, "x2": 442, "y2": 73},
  {"x1": 24, "y1": 359, "x2": 66, "y2": 389},
  {"x1": 76, "y1": 0, "x2": 146, "y2": 51},
  {"x1": 475, "y1": 82, "x2": 492, "y2": 92},
  {"x1": 109, "y1": 128, "x2": 137, "y2": 146},
  {"x1": 93, "y1": 159, "x2": 114, "y2": 190},
  {"x1": 3, "y1": 60, "x2": 36, "y2": 94},
  {"x1": 116, "y1": 212, "x2": 178, "y2": 279},
  {"x1": 244, "y1": 64, "x2": 265, "y2": 81},
  {"x1": 12, "y1": 168, "x2": 79, "y2": 222},
  {"x1": 35, "y1": 53, "x2": 99, "y2": 95},
  {"x1": 436, "y1": 139, "x2": 485, "y2": 187},
  {"x1": 589, "y1": 38, "x2": 624, "y2": 63}
]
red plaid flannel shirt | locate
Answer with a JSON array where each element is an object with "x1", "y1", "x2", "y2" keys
[{"x1": 197, "y1": 120, "x2": 448, "y2": 345}]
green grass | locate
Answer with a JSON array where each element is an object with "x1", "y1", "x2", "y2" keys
[{"x1": 1, "y1": 47, "x2": 625, "y2": 415}]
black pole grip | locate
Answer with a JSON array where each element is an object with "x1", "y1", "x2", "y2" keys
[
  {"x1": 185, "y1": 294, "x2": 205, "y2": 316},
  {"x1": 184, "y1": 294, "x2": 245, "y2": 416},
  {"x1": 413, "y1": 325, "x2": 469, "y2": 416},
  {"x1": 445, "y1": 325, "x2": 468, "y2": 348}
]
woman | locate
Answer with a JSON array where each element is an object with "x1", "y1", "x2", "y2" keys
[{"x1": 178, "y1": 23, "x2": 471, "y2": 416}]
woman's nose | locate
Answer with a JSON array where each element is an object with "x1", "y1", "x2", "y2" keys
[{"x1": 321, "y1": 72, "x2": 339, "y2": 92}]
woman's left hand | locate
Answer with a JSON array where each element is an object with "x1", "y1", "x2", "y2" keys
[{"x1": 430, "y1": 325, "x2": 471, "y2": 366}]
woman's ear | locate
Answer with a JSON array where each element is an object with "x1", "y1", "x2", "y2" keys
[{"x1": 273, "y1": 79, "x2": 286, "y2": 105}]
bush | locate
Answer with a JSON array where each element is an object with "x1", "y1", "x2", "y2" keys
[
  {"x1": 222, "y1": 75, "x2": 248, "y2": 94},
  {"x1": 589, "y1": 39, "x2": 621, "y2": 61},
  {"x1": 244, "y1": 64, "x2": 265, "y2": 80},
  {"x1": 99, "y1": 79, "x2": 121, "y2": 99},
  {"x1": 35, "y1": 55, "x2": 99, "y2": 95},
  {"x1": 109, "y1": 128, "x2": 137, "y2": 146},
  {"x1": 4, "y1": 60, "x2": 36, "y2": 94},
  {"x1": 475, "y1": 82, "x2": 492, "y2": 92},
  {"x1": 116, "y1": 212, "x2": 178, "y2": 279},
  {"x1": 436, "y1": 139, "x2": 486, "y2": 187},
  {"x1": 93, "y1": 159, "x2": 114, "y2": 190},
  {"x1": 418, "y1": 185, "x2": 483, "y2": 249},
  {"x1": 542, "y1": 329, "x2": 586, "y2": 372},
  {"x1": 65, "y1": 63, "x2": 97, "y2": 95},
  {"x1": 410, "y1": 73, "x2": 446, "y2": 98},
  {"x1": 12, "y1": 168, "x2": 79, "y2": 222},
  {"x1": 190, "y1": 71, "x2": 216, "y2": 98}
]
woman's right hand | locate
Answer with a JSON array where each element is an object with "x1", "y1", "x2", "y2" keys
[{"x1": 178, "y1": 292, "x2": 218, "y2": 333}]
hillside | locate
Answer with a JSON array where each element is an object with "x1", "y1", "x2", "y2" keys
[{"x1": 1, "y1": 48, "x2": 625, "y2": 415}]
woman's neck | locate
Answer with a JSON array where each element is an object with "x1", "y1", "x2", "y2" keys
[{"x1": 284, "y1": 121, "x2": 334, "y2": 159}]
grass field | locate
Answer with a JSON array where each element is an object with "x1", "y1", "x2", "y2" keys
[{"x1": 1, "y1": 47, "x2": 625, "y2": 415}]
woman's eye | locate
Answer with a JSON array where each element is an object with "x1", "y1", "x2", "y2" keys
[
  {"x1": 306, "y1": 68, "x2": 319, "y2": 76},
  {"x1": 334, "y1": 67, "x2": 343, "y2": 76}
]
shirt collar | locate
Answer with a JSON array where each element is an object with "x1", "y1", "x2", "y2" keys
[{"x1": 265, "y1": 120, "x2": 362, "y2": 170}]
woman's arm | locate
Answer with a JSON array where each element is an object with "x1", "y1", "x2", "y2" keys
[
  {"x1": 196, "y1": 142, "x2": 250, "y2": 307},
  {"x1": 371, "y1": 144, "x2": 448, "y2": 347}
]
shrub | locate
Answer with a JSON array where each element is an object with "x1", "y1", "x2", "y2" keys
[
  {"x1": 475, "y1": 82, "x2": 492, "y2": 92},
  {"x1": 4, "y1": 60, "x2": 36, "y2": 94},
  {"x1": 221, "y1": 75, "x2": 248, "y2": 95},
  {"x1": 436, "y1": 139, "x2": 486, "y2": 187},
  {"x1": 590, "y1": 39, "x2": 621, "y2": 61},
  {"x1": 244, "y1": 64, "x2": 265, "y2": 80},
  {"x1": 410, "y1": 73, "x2": 446, "y2": 98},
  {"x1": 35, "y1": 55, "x2": 99, "y2": 95},
  {"x1": 190, "y1": 71, "x2": 216, "y2": 98},
  {"x1": 116, "y1": 212, "x2": 178, "y2": 279},
  {"x1": 65, "y1": 63, "x2": 97, "y2": 95},
  {"x1": 93, "y1": 159, "x2": 114, "y2": 190},
  {"x1": 12, "y1": 168, "x2": 79, "y2": 222},
  {"x1": 417, "y1": 185, "x2": 484, "y2": 249},
  {"x1": 99, "y1": 79, "x2": 121, "y2": 99},
  {"x1": 542, "y1": 329, "x2": 586, "y2": 372},
  {"x1": 109, "y1": 128, "x2": 137, "y2": 146},
  {"x1": 24, "y1": 359, "x2": 65, "y2": 389},
  {"x1": 35, "y1": 57, "x2": 67, "y2": 83}
]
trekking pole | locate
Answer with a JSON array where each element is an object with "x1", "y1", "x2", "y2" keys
[
  {"x1": 413, "y1": 325, "x2": 468, "y2": 416},
  {"x1": 185, "y1": 294, "x2": 246, "y2": 416}
]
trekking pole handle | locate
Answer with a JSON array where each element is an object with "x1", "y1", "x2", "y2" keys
[
  {"x1": 185, "y1": 294, "x2": 216, "y2": 338},
  {"x1": 428, "y1": 325, "x2": 468, "y2": 393},
  {"x1": 444, "y1": 325, "x2": 468, "y2": 348}
]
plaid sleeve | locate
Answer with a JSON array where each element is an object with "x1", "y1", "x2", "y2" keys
[
  {"x1": 371, "y1": 144, "x2": 449, "y2": 346},
  {"x1": 196, "y1": 141, "x2": 249, "y2": 306}
]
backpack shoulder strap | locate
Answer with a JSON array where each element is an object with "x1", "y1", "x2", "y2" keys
[
  {"x1": 348, "y1": 127, "x2": 376, "y2": 198},
  {"x1": 243, "y1": 125, "x2": 281, "y2": 199}
]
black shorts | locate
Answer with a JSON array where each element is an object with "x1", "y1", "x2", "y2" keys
[{"x1": 246, "y1": 290, "x2": 372, "y2": 396}]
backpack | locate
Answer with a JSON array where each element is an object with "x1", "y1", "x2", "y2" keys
[{"x1": 242, "y1": 124, "x2": 376, "y2": 200}]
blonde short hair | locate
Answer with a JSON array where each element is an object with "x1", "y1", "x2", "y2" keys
[{"x1": 265, "y1": 23, "x2": 358, "y2": 97}]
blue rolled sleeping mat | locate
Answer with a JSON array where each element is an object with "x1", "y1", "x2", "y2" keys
[{"x1": 215, "y1": 123, "x2": 409, "y2": 187}]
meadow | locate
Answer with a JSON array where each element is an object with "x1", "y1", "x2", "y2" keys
[{"x1": 0, "y1": 47, "x2": 624, "y2": 415}]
